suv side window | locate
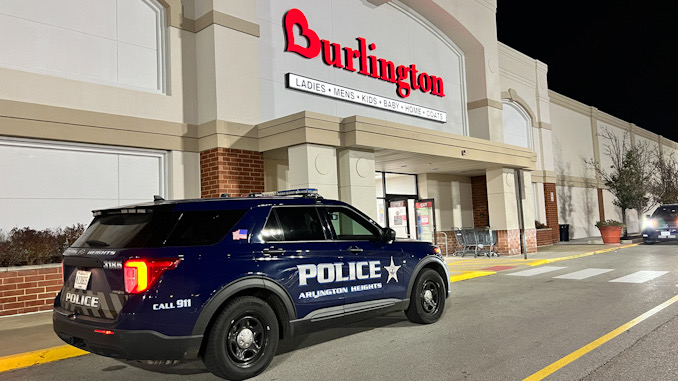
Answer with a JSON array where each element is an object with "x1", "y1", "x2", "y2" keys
[
  {"x1": 326, "y1": 206, "x2": 382, "y2": 241},
  {"x1": 262, "y1": 207, "x2": 326, "y2": 241},
  {"x1": 164, "y1": 210, "x2": 247, "y2": 246}
]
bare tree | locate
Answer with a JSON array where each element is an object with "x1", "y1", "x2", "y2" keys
[
  {"x1": 584, "y1": 128, "x2": 654, "y2": 236},
  {"x1": 649, "y1": 151, "x2": 678, "y2": 206}
]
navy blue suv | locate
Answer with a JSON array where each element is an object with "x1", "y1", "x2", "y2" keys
[{"x1": 53, "y1": 189, "x2": 450, "y2": 380}]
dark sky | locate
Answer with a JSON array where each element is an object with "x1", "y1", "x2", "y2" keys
[{"x1": 496, "y1": 1, "x2": 678, "y2": 142}]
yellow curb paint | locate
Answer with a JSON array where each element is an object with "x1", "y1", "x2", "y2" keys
[
  {"x1": 450, "y1": 271, "x2": 496, "y2": 283},
  {"x1": 524, "y1": 293, "x2": 678, "y2": 381},
  {"x1": 0, "y1": 345, "x2": 87, "y2": 373}
]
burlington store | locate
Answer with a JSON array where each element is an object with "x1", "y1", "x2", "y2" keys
[{"x1": 2, "y1": 0, "x2": 570, "y2": 255}]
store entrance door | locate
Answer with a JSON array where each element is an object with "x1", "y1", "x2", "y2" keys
[{"x1": 386, "y1": 197, "x2": 415, "y2": 239}]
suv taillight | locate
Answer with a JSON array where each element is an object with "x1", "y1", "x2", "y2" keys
[{"x1": 123, "y1": 258, "x2": 180, "y2": 294}]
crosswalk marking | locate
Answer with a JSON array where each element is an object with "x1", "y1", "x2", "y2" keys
[
  {"x1": 507, "y1": 266, "x2": 567, "y2": 277},
  {"x1": 506, "y1": 267, "x2": 670, "y2": 284},
  {"x1": 609, "y1": 271, "x2": 669, "y2": 284},
  {"x1": 553, "y1": 268, "x2": 614, "y2": 280}
]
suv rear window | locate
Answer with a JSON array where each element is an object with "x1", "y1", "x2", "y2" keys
[{"x1": 73, "y1": 209, "x2": 247, "y2": 248}]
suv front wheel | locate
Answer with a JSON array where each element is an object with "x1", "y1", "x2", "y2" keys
[
  {"x1": 203, "y1": 296, "x2": 279, "y2": 380},
  {"x1": 405, "y1": 268, "x2": 445, "y2": 324}
]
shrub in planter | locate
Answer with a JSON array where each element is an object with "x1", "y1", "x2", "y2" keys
[
  {"x1": 595, "y1": 220, "x2": 625, "y2": 244},
  {"x1": 0, "y1": 224, "x2": 85, "y2": 267}
]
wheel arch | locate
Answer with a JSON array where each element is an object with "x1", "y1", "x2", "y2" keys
[
  {"x1": 192, "y1": 277, "x2": 297, "y2": 344},
  {"x1": 406, "y1": 256, "x2": 449, "y2": 301}
]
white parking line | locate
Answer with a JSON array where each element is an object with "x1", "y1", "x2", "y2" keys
[
  {"x1": 506, "y1": 266, "x2": 567, "y2": 277},
  {"x1": 554, "y1": 268, "x2": 614, "y2": 280},
  {"x1": 609, "y1": 271, "x2": 669, "y2": 284}
]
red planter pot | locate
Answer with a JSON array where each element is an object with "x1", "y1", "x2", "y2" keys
[{"x1": 598, "y1": 226, "x2": 623, "y2": 244}]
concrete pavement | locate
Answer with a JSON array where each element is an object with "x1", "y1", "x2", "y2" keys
[{"x1": 0, "y1": 242, "x2": 641, "y2": 374}]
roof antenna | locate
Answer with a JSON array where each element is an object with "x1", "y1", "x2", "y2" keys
[{"x1": 153, "y1": 195, "x2": 165, "y2": 202}]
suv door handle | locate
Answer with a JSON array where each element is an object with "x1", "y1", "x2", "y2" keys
[
  {"x1": 263, "y1": 247, "x2": 285, "y2": 256},
  {"x1": 347, "y1": 246, "x2": 363, "y2": 253}
]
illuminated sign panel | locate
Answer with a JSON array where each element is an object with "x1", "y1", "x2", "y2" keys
[{"x1": 287, "y1": 73, "x2": 447, "y2": 122}]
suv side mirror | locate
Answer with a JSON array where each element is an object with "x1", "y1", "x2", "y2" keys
[{"x1": 383, "y1": 228, "x2": 396, "y2": 243}]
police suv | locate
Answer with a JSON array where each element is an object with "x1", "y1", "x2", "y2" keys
[{"x1": 53, "y1": 189, "x2": 450, "y2": 380}]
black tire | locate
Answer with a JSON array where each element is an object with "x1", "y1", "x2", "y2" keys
[
  {"x1": 405, "y1": 268, "x2": 445, "y2": 324},
  {"x1": 203, "y1": 296, "x2": 279, "y2": 380}
]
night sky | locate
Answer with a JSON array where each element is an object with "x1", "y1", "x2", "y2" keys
[{"x1": 496, "y1": 1, "x2": 678, "y2": 142}]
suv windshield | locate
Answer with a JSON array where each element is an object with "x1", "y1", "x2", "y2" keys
[
  {"x1": 651, "y1": 206, "x2": 678, "y2": 226},
  {"x1": 72, "y1": 209, "x2": 247, "y2": 248}
]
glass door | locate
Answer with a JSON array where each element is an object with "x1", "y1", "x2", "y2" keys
[{"x1": 415, "y1": 199, "x2": 436, "y2": 243}]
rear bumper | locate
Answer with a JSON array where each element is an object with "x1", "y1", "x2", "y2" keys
[
  {"x1": 53, "y1": 307, "x2": 203, "y2": 360},
  {"x1": 643, "y1": 229, "x2": 678, "y2": 243}
]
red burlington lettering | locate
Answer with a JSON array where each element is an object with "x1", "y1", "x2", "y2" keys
[
  {"x1": 343, "y1": 47, "x2": 360, "y2": 72},
  {"x1": 284, "y1": 8, "x2": 320, "y2": 59},
  {"x1": 283, "y1": 8, "x2": 445, "y2": 99},
  {"x1": 321, "y1": 40, "x2": 344, "y2": 68}
]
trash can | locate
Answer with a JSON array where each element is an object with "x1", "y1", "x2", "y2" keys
[{"x1": 559, "y1": 224, "x2": 570, "y2": 242}]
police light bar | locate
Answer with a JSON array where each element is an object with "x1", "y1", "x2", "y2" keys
[
  {"x1": 248, "y1": 188, "x2": 321, "y2": 198},
  {"x1": 275, "y1": 188, "x2": 319, "y2": 196}
]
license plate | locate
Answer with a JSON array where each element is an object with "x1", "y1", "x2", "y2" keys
[
  {"x1": 74, "y1": 270, "x2": 92, "y2": 290},
  {"x1": 660, "y1": 231, "x2": 671, "y2": 237}
]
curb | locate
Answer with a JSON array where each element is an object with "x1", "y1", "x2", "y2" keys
[
  {"x1": 449, "y1": 243, "x2": 640, "y2": 283},
  {"x1": 0, "y1": 345, "x2": 87, "y2": 373}
]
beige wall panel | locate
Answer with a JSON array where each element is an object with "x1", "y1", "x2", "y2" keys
[
  {"x1": 551, "y1": 103, "x2": 594, "y2": 179},
  {"x1": 531, "y1": 127, "x2": 542, "y2": 170},
  {"x1": 539, "y1": 128, "x2": 555, "y2": 172},
  {"x1": 288, "y1": 144, "x2": 338, "y2": 199},
  {"x1": 498, "y1": 44, "x2": 536, "y2": 85},
  {"x1": 196, "y1": 26, "x2": 218, "y2": 124},
  {"x1": 521, "y1": 171, "x2": 536, "y2": 229},
  {"x1": 213, "y1": 1, "x2": 257, "y2": 23},
  {"x1": 486, "y1": 168, "x2": 519, "y2": 230},
  {"x1": 264, "y1": 158, "x2": 289, "y2": 192},
  {"x1": 214, "y1": 26, "x2": 260, "y2": 124},
  {"x1": 535, "y1": 182, "x2": 546, "y2": 224},
  {"x1": 338, "y1": 149, "x2": 377, "y2": 220},
  {"x1": 557, "y1": 185, "x2": 599, "y2": 239},
  {"x1": 168, "y1": 150, "x2": 200, "y2": 199}
]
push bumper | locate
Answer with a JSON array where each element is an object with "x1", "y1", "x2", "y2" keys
[{"x1": 53, "y1": 308, "x2": 203, "y2": 360}]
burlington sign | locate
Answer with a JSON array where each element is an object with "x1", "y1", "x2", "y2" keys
[
  {"x1": 283, "y1": 8, "x2": 447, "y2": 123},
  {"x1": 287, "y1": 73, "x2": 447, "y2": 122}
]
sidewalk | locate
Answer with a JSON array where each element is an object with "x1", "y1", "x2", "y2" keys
[{"x1": 0, "y1": 242, "x2": 640, "y2": 373}]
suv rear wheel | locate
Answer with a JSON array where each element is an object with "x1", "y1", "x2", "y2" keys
[
  {"x1": 203, "y1": 296, "x2": 279, "y2": 380},
  {"x1": 405, "y1": 268, "x2": 445, "y2": 324}
]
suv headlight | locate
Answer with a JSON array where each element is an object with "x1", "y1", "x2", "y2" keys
[{"x1": 642, "y1": 218, "x2": 658, "y2": 230}]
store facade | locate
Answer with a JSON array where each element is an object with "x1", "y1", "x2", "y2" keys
[{"x1": 0, "y1": 0, "x2": 665, "y2": 255}]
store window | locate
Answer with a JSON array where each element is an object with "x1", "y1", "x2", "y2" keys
[
  {"x1": 0, "y1": 0, "x2": 167, "y2": 92},
  {"x1": 502, "y1": 100, "x2": 533, "y2": 149}
]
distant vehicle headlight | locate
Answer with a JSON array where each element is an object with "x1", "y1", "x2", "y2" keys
[{"x1": 642, "y1": 218, "x2": 658, "y2": 230}]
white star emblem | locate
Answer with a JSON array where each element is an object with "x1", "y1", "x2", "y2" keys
[{"x1": 384, "y1": 256, "x2": 401, "y2": 283}]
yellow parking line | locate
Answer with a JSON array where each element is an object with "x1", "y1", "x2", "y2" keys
[
  {"x1": 0, "y1": 345, "x2": 87, "y2": 373},
  {"x1": 523, "y1": 293, "x2": 678, "y2": 381},
  {"x1": 450, "y1": 271, "x2": 496, "y2": 283}
]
